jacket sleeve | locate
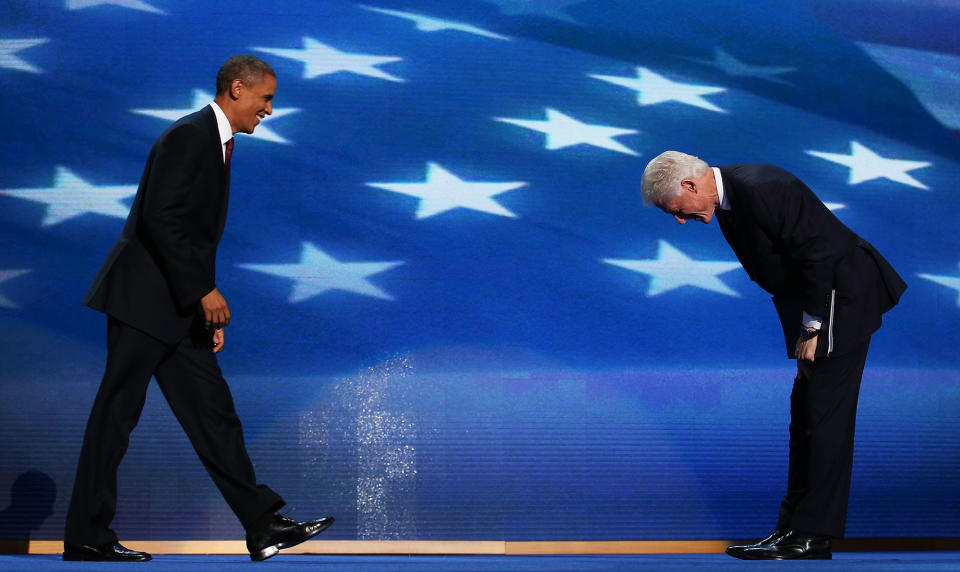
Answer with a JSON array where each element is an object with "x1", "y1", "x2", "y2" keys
[{"x1": 139, "y1": 123, "x2": 216, "y2": 310}]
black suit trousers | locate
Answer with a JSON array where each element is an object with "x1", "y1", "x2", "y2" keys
[
  {"x1": 776, "y1": 339, "x2": 871, "y2": 538},
  {"x1": 64, "y1": 316, "x2": 283, "y2": 545}
]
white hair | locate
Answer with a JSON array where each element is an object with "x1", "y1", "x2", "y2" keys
[{"x1": 641, "y1": 151, "x2": 710, "y2": 206}]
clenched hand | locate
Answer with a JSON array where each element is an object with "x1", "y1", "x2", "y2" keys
[{"x1": 200, "y1": 287, "x2": 231, "y2": 330}]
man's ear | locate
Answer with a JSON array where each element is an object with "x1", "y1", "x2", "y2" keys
[
  {"x1": 230, "y1": 79, "x2": 243, "y2": 100},
  {"x1": 680, "y1": 178, "x2": 697, "y2": 194}
]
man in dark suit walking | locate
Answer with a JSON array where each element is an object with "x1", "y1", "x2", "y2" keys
[
  {"x1": 64, "y1": 55, "x2": 333, "y2": 562},
  {"x1": 641, "y1": 151, "x2": 906, "y2": 560}
]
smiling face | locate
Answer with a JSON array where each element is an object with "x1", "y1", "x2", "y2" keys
[
  {"x1": 656, "y1": 174, "x2": 719, "y2": 225},
  {"x1": 225, "y1": 73, "x2": 276, "y2": 134}
]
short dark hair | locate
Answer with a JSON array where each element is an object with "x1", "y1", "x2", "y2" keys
[{"x1": 216, "y1": 55, "x2": 275, "y2": 95}]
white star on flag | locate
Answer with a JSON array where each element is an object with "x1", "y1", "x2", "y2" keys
[
  {"x1": 918, "y1": 264, "x2": 960, "y2": 307},
  {"x1": 0, "y1": 38, "x2": 49, "y2": 74},
  {"x1": 239, "y1": 242, "x2": 404, "y2": 302},
  {"x1": 494, "y1": 108, "x2": 638, "y2": 155},
  {"x1": 604, "y1": 240, "x2": 742, "y2": 297},
  {"x1": 590, "y1": 66, "x2": 727, "y2": 113},
  {"x1": 0, "y1": 167, "x2": 136, "y2": 226},
  {"x1": 806, "y1": 140, "x2": 932, "y2": 189},
  {"x1": 824, "y1": 203, "x2": 847, "y2": 211},
  {"x1": 360, "y1": 5, "x2": 510, "y2": 40},
  {"x1": 67, "y1": 0, "x2": 164, "y2": 14},
  {"x1": 0, "y1": 269, "x2": 31, "y2": 309},
  {"x1": 687, "y1": 47, "x2": 796, "y2": 85},
  {"x1": 131, "y1": 89, "x2": 299, "y2": 144},
  {"x1": 367, "y1": 162, "x2": 527, "y2": 219},
  {"x1": 253, "y1": 37, "x2": 404, "y2": 82}
]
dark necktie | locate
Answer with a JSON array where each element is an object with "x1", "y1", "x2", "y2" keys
[{"x1": 224, "y1": 137, "x2": 234, "y2": 171}]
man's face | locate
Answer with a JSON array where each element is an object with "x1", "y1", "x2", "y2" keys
[
  {"x1": 231, "y1": 73, "x2": 276, "y2": 134},
  {"x1": 657, "y1": 182, "x2": 715, "y2": 225}
]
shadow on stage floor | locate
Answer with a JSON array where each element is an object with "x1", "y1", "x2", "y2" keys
[{"x1": 1, "y1": 552, "x2": 959, "y2": 571}]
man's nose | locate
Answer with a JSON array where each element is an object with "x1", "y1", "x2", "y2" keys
[
  {"x1": 674, "y1": 215, "x2": 686, "y2": 225},
  {"x1": 265, "y1": 101, "x2": 273, "y2": 115}
]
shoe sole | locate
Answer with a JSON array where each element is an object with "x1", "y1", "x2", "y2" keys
[
  {"x1": 250, "y1": 545, "x2": 280, "y2": 562},
  {"x1": 729, "y1": 550, "x2": 832, "y2": 560},
  {"x1": 62, "y1": 553, "x2": 152, "y2": 562}
]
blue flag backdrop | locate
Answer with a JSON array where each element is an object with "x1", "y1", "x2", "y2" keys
[{"x1": 0, "y1": 0, "x2": 958, "y2": 541}]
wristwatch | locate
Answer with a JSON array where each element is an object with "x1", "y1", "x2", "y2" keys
[{"x1": 799, "y1": 327, "x2": 820, "y2": 341}]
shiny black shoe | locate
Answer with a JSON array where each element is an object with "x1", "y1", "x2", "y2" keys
[
  {"x1": 725, "y1": 528, "x2": 788, "y2": 558},
  {"x1": 246, "y1": 514, "x2": 334, "y2": 561},
  {"x1": 735, "y1": 530, "x2": 832, "y2": 560},
  {"x1": 62, "y1": 542, "x2": 152, "y2": 562}
]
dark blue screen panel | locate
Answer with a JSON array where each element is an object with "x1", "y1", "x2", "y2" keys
[{"x1": 1, "y1": 0, "x2": 958, "y2": 541}]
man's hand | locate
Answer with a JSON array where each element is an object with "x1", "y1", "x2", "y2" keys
[
  {"x1": 200, "y1": 287, "x2": 231, "y2": 330},
  {"x1": 212, "y1": 328, "x2": 225, "y2": 353},
  {"x1": 795, "y1": 331, "x2": 818, "y2": 363}
]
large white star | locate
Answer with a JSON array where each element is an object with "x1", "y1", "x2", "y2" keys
[
  {"x1": 0, "y1": 167, "x2": 136, "y2": 226},
  {"x1": 67, "y1": 0, "x2": 164, "y2": 14},
  {"x1": 367, "y1": 162, "x2": 527, "y2": 219},
  {"x1": 131, "y1": 89, "x2": 299, "y2": 144},
  {"x1": 687, "y1": 47, "x2": 796, "y2": 85},
  {"x1": 494, "y1": 108, "x2": 638, "y2": 155},
  {"x1": 806, "y1": 140, "x2": 931, "y2": 189},
  {"x1": 253, "y1": 37, "x2": 404, "y2": 82},
  {"x1": 918, "y1": 264, "x2": 960, "y2": 307},
  {"x1": 360, "y1": 5, "x2": 510, "y2": 40},
  {"x1": 590, "y1": 66, "x2": 727, "y2": 113},
  {"x1": 604, "y1": 240, "x2": 742, "y2": 297},
  {"x1": 0, "y1": 38, "x2": 49, "y2": 74},
  {"x1": 238, "y1": 242, "x2": 404, "y2": 302},
  {"x1": 0, "y1": 269, "x2": 30, "y2": 309}
]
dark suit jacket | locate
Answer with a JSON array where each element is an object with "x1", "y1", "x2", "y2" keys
[
  {"x1": 84, "y1": 105, "x2": 229, "y2": 344},
  {"x1": 715, "y1": 164, "x2": 906, "y2": 357}
]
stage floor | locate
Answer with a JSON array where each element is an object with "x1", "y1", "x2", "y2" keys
[{"x1": 1, "y1": 552, "x2": 958, "y2": 571}]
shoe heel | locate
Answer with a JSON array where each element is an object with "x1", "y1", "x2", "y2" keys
[{"x1": 250, "y1": 545, "x2": 279, "y2": 562}]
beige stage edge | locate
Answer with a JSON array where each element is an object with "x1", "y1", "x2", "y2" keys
[{"x1": 3, "y1": 538, "x2": 960, "y2": 555}]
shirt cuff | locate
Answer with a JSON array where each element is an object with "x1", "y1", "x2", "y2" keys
[{"x1": 802, "y1": 311, "x2": 822, "y2": 330}]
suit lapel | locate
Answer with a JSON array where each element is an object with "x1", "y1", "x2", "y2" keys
[
  {"x1": 199, "y1": 106, "x2": 230, "y2": 239},
  {"x1": 715, "y1": 171, "x2": 748, "y2": 267},
  {"x1": 716, "y1": 171, "x2": 766, "y2": 290}
]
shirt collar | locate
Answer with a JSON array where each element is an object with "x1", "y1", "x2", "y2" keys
[
  {"x1": 713, "y1": 167, "x2": 730, "y2": 211},
  {"x1": 209, "y1": 101, "x2": 233, "y2": 147}
]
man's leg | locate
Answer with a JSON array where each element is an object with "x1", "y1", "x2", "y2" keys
[
  {"x1": 153, "y1": 331, "x2": 283, "y2": 529},
  {"x1": 777, "y1": 374, "x2": 810, "y2": 529},
  {"x1": 726, "y1": 374, "x2": 807, "y2": 558},
  {"x1": 789, "y1": 340, "x2": 871, "y2": 538},
  {"x1": 64, "y1": 317, "x2": 168, "y2": 546}
]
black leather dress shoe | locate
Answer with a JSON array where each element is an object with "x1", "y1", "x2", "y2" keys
[
  {"x1": 62, "y1": 542, "x2": 152, "y2": 562},
  {"x1": 725, "y1": 528, "x2": 788, "y2": 558},
  {"x1": 246, "y1": 514, "x2": 334, "y2": 561},
  {"x1": 734, "y1": 530, "x2": 832, "y2": 560}
]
